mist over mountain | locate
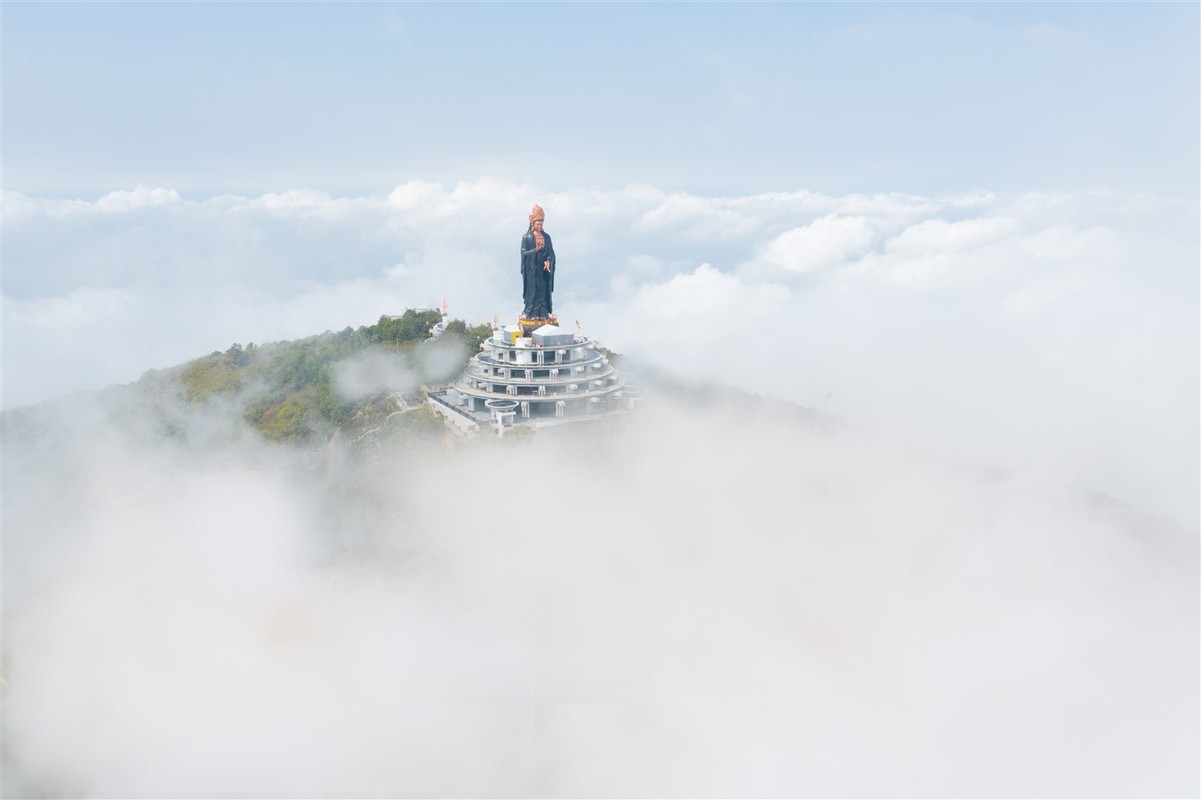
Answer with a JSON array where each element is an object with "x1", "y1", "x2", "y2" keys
[
  {"x1": 5, "y1": 3, "x2": 1196, "y2": 793},
  {"x1": 3, "y1": 328, "x2": 1196, "y2": 797},
  {"x1": 6, "y1": 182, "x2": 1197, "y2": 532}
]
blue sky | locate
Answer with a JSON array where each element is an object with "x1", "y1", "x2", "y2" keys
[{"x1": 4, "y1": 2, "x2": 1197, "y2": 197}]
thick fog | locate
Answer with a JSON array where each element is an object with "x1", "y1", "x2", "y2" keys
[
  {"x1": 3, "y1": 378, "x2": 1196, "y2": 796},
  {"x1": 2, "y1": 181, "x2": 1198, "y2": 794}
]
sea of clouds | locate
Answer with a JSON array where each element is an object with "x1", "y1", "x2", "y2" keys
[
  {"x1": 2, "y1": 181, "x2": 1198, "y2": 795},
  {"x1": 3, "y1": 180, "x2": 1197, "y2": 523},
  {"x1": 3, "y1": 384, "x2": 1197, "y2": 797}
]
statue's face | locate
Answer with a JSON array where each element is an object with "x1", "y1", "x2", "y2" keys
[{"x1": 532, "y1": 219, "x2": 544, "y2": 233}]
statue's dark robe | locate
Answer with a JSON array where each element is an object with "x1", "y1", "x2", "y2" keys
[{"x1": 520, "y1": 229, "x2": 556, "y2": 317}]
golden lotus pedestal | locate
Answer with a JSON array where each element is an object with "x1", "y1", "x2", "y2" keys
[{"x1": 518, "y1": 314, "x2": 558, "y2": 337}]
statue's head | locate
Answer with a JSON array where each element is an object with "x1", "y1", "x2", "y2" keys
[{"x1": 529, "y1": 204, "x2": 545, "y2": 226}]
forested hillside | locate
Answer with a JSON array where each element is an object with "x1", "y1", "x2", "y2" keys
[
  {"x1": 5, "y1": 309, "x2": 820, "y2": 458},
  {"x1": 137, "y1": 309, "x2": 492, "y2": 446}
]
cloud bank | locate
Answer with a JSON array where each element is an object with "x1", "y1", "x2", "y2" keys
[
  {"x1": 4, "y1": 181, "x2": 1195, "y2": 525},
  {"x1": 3, "y1": 388, "x2": 1196, "y2": 797}
]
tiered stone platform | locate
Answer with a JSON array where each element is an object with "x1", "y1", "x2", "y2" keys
[{"x1": 429, "y1": 322, "x2": 627, "y2": 430}]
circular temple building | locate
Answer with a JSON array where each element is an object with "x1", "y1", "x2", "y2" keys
[{"x1": 429, "y1": 322, "x2": 628, "y2": 433}]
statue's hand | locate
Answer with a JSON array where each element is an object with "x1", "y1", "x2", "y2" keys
[{"x1": 544, "y1": 260, "x2": 551, "y2": 271}]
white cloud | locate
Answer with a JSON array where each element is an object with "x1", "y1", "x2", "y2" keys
[
  {"x1": 3, "y1": 393, "x2": 1196, "y2": 796},
  {"x1": 0, "y1": 190, "x2": 49, "y2": 226},
  {"x1": 93, "y1": 184, "x2": 183, "y2": 213},
  {"x1": 832, "y1": 190, "x2": 945, "y2": 219},
  {"x1": 1, "y1": 185, "x2": 184, "y2": 224},
  {"x1": 386, "y1": 179, "x2": 451, "y2": 213},
  {"x1": 3, "y1": 288, "x2": 143, "y2": 405},
  {"x1": 240, "y1": 189, "x2": 355, "y2": 220},
  {"x1": 634, "y1": 192, "x2": 762, "y2": 241},
  {"x1": 1016, "y1": 224, "x2": 1121, "y2": 262},
  {"x1": 333, "y1": 350, "x2": 420, "y2": 401},
  {"x1": 886, "y1": 216, "x2": 1021, "y2": 255},
  {"x1": 757, "y1": 213, "x2": 874, "y2": 272},
  {"x1": 627, "y1": 263, "x2": 790, "y2": 327}
]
